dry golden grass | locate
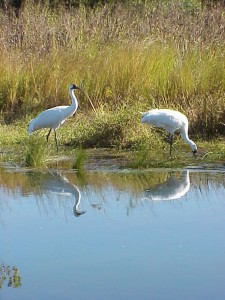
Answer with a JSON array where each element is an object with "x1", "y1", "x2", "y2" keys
[{"x1": 0, "y1": 0, "x2": 224, "y2": 141}]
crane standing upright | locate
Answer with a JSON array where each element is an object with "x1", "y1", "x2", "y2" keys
[{"x1": 28, "y1": 84, "x2": 80, "y2": 151}]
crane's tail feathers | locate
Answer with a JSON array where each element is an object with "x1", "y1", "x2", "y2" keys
[
  {"x1": 139, "y1": 111, "x2": 145, "y2": 115},
  {"x1": 139, "y1": 111, "x2": 149, "y2": 117}
]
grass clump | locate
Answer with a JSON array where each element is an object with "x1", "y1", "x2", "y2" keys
[
  {"x1": 24, "y1": 136, "x2": 47, "y2": 167},
  {"x1": 66, "y1": 107, "x2": 133, "y2": 149},
  {"x1": 72, "y1": 147, "x2": 87, "y2": 172}
]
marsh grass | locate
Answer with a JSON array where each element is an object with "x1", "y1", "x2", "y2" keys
[
  {"x1": 24, "y1": 136, "x2": 47, "y2": 167},
  {"x1": 0, "y1": 0, "x2": 224, "y2": 156},
  {"x1": 127, "y1": 138, "x2": 225, "y2": 168},
  {"x1": 128, "y1": 137, "x2": 191, "y2": 168},
  {"x1": 66, "y1": 107, "x2": 131, "y2": 148},
  {"x1": 0, "y1": 3, "x2": 225, "y2": 106},
  {"x1": 0, "y1": 115, "x2": 224, "y2": 169},
  {"x1": 72, "y1": 147, "x2": 87, "y2": 172}
]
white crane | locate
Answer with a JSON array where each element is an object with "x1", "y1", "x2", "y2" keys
[
  {"x1": 28, "y1": 84, "x2": 80, "y2": 151},
  {"x1": 141, "y1": 109, "x2": 197, "y2": 155}
]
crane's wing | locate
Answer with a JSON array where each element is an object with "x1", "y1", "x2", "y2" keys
[
  {"x1": 141, "y1": 110, "x2": 187, "y2": 133},
  {"x1": 29, "y1": 106, "x2": 69, "y2": 132}
]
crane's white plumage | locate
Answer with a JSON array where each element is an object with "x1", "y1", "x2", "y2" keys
[
  {"x1": 141, "y1": 109, "x2": 197, "y2": 155},
  {"x1": 28, "y1": 83, "x2": 80, "y2": 151}
]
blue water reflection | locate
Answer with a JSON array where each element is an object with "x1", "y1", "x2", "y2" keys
[
  {"x1": 0, "y1": 168, "x2": 225, "y2": 300},
  {"x1": 143, "y1": 170, "x2": 190, "y2": 200}
]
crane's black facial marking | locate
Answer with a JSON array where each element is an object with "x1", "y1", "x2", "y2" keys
[
  {"x1": 70, "y1": 84, "x2": 80, "y2": 90},
  {"x1": 193, "y1": 149, "x2": 197, "y2": 155}
]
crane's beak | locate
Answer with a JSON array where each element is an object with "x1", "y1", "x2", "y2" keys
[{"x1": 75, "y1": 86, "x2": 81, "y2": 91}]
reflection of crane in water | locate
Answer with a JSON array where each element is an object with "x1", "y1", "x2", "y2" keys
[
  {"x1": 143, "y1": 170, "x2": 190, "y2": 201},
  {"x1": 42, "y1": 171, "x2": 86, "y2": 216},
  {"x1": 72, "y1": 184, "x2": 86, "y2": 217}
]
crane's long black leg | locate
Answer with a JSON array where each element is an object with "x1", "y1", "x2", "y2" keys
[
  {"x1": 169, "y1": 134, "x2": 179, "y2": 156},
  {"x1": 164, "y1": 133, "x2": 178, "y2": 155},
  {"x1": 54, "y1": 130, "x2": 59, "y2": 152},
  {"x1": 46, "y1": 129, "x2": 52, "y2": 142},
  {"x1": 169, "y1": 134, "x2": 173, "y2": 156}
]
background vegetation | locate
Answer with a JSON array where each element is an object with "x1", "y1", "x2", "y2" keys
[{"x1": 0, "y1": 0, "x2": 224, "y2": 154}]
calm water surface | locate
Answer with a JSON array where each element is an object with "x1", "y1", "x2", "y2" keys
[{"x1": 0, "y1": 166, "x2": 225, "y2": 300}]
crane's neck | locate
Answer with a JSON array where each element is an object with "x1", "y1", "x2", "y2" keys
[
  {"x1": 69, "y1": 88, "x2": 78, "y2": 114},
  {"x1": 180, "y1": 130, "x2": 197, "y2": 152}
]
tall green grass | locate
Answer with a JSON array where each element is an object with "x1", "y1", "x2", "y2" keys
[
  {"x1": 72, "y1": 147, "x2": 87, "y2": 172},
  {"x1": 24, "y1": 136, "x2": 47, "y2": 167},
  {"x1": 0, "y1": 0, "x2": 224, "y2": 141}
]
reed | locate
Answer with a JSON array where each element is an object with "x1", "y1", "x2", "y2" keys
[
  {"x1": 72, "y1": 147, "x2": 87, "y2": 172},
  {"x1": 0, "y1": 0, "x2": 224, "y2": 141},
  {"x1": 24, "y1": 136, "x2": 47, "y2": 167}
]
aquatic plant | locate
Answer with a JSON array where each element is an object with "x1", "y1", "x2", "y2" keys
[
  {"x1": 72, "y1": 147, "x2": 87, "y2": 172},
  {"x1": 24, "y1": 136, "x2": 47, "y2": 167},
  {"x1": 0, "y1": 264, "x2": 21, "y2": 289}
]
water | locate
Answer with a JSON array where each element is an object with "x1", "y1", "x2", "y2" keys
[{"x1": 0, "y1": 166, "x2": 225, "y2": 300}]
